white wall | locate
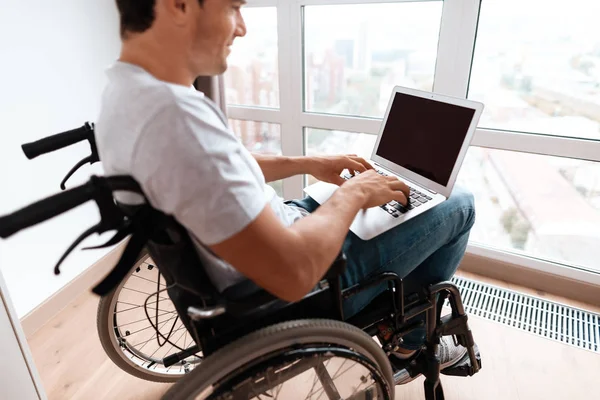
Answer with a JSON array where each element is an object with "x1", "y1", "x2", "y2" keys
[{"x1": 0, "y1": 1, "x2": 121, "y2": 317}]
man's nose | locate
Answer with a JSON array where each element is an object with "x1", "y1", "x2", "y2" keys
[{"x1": 235, "y1": 15, "x2": 247, "y2": 38}]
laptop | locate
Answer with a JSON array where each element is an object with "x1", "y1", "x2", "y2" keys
[{"x1": 303, "y1": 85, "x2": 484, "y2": 240}]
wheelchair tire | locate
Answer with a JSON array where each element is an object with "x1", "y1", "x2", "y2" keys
[
  {"x1": 96, "y1": 247, "x2": 201, "y2": 383},
  {"x1": 162, "y1": 319, "x2": 395, "y2": 400}
]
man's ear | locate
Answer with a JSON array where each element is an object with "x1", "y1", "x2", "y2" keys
[{"x1": 159, "y1": 0, "x2": 191, "y2": 26}]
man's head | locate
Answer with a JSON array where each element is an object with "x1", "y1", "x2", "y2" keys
[{"x1": 116, "y1": 0, "x2": 246, "y2": 83}]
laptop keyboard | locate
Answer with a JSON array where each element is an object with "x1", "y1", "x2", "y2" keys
[{"x1": 342, "y1": 169, "x2": 433, "y2": 218}]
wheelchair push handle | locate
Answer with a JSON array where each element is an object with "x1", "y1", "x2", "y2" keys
[
  {"x1": 0, "y1": 182, "x2": 95, "y2": 239},
  {"x1": 0, "y1": 176, "x2": 141, "y2": 240},
  {"x1": 21, "y1": 122, "x2": 95, "y2": 160}
]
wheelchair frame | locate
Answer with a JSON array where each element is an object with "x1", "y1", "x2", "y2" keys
[{"x1": 136, "y1": 199, "x2": 482, "y2": 399}]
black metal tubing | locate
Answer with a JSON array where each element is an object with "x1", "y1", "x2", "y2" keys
[
  {"x1": 329, "y1": 276, "x2": 344, "y2": 320},
  {"x1": 162, "y1": 344, "x2": 201, "y2": 368},
  {"x1": 428, "y1": 281, "x2": 465, "y2": 315},
  {"x1": 341, "y1": 272, "x2": 404, "y2": 321},
  {"x1": 403, "y1": 300, "x2": 435, "y2": 323}
]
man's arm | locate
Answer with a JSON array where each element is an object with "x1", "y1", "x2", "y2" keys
[
  {"x1": 209, "y1": 171, "x2": 409, "y2": 302},
  {"x1": 252, "y1": 154, "x2": 309, "y2": 182},
  {"x1": 253, "y1": 153, "x2": 375, "y2": 184}
]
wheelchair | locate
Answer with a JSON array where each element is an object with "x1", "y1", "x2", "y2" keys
[{"x1": 0, "y1": 125, "x2": 483, "y2": 399}]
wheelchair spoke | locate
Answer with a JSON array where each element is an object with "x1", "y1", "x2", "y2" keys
[
  {"x1": 129, "y1": 273, "x2": 166, "y2": 287},
  {"x1": 126, "y1": 315, "x2": 179, "y2": 337},
  {"x1": 116, "y1": 301, "x2": 175, "y2": 315},
  {"x1": 132, "y1": 326, "x2": 188, "y2": 350},
  {"x1": 306, "y1": 359, "x2": 347, "y2": 399},
  {"x1": 224, "y1": 355, "x2": 380, "y2": 400},
  {"x1": 272, "y1": 381, "x2": 283, "y2": 399},
  {"x1": 147, "y1": 321, "x2": 185, "y2": 360},
  {"x1": 163, "y1": 330, "x2": 187, "y2": 372},
  {"x1": 333, "y1": 362, "x2": 359, "y2": 381},
  {"x1": 162, "y1": 325, "x2": 189, "y2": 365},
  {"x1": 117, "y1": 311, "x2": 175, "y2": 328},
  {"x1": 121, "y1": 286, "x2": 171, "y2": 301},
  {"x1": 305, "y1": 359, "x2": 373, "y2": 400},
  {"x1": 127, "y1": 310, "x2": 182, "y2": 349},
  {"x1": 134, "y1": 316, "x2": 183, "y2": 350},
  {"x1": 253, "y1": 358, "x2": 323, "y2": 397},
  {"x1": 305, "y1": 359, "x2": 330, "y2": 400}
]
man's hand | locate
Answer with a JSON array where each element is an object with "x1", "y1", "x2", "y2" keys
[
  {"x1": 343, "y1": 169, "x2": 410, "y2": 208},
  {"x1": 308, "y1": 155, "x2": 375, "y2": 186}
]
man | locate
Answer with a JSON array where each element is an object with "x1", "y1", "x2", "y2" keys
[{"x1": 96, "y1": 0, "x2": 476, "y2": 382}]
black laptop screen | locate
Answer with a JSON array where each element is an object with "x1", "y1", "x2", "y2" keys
[{"x1": 375, "y1": 92, "x2": 476, "y2": 187}]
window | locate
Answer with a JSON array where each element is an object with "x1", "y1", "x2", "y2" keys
[
  {"x1": 230, "y1": 119, "x2": 283, "y2": 197},
  {"x1": 456, "y1": 148, "x2": 600, "y2": 274},
  {"x1": 304, "y1": 2, "x2": 443, "y2": 118},
  {"x1": 469, "y1": 0, "x2": 600, "y2": 140},
  {"x1": 229, "y1": 119, "x2": 281, "y2": 155},
  {"x1": 224, "y1": 7, "x2": 279, "y2": 108},
  {"x1": 304, "y1": 128, "x2": 377, "y2": 185},
  {"x1": 225, "y1": 0, "x2": 600, "y2": 281}
]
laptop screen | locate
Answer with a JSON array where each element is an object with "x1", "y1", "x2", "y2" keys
[{"x1": 376, "y1": 92, "x2": 476, "y2": 187}]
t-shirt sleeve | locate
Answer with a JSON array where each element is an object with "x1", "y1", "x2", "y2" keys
[{"x1": 130, "y1": 103, "x2": 267, "y2": 245}]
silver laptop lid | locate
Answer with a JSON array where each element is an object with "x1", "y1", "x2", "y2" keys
[{"x1": 371, "y1": 86, "x2": 484, "y2": 198}]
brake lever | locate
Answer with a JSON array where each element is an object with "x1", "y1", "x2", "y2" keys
[
  {"x1": 53, "y1": 176, "x2": 130, "y2": 275},
  {"x1": 60, "y1": 123, "x2": 100, "y2": 190},
  {"x1": 60, "y1": 156, "x2": 92, "y2": 190},
  {"x1": 82, "y1": 228, "x2": 131, "y2": 250}
]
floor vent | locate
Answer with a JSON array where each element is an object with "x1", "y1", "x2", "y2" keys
[{"x1": 451, "y1": 276, "x2": 600, "y2": 353}]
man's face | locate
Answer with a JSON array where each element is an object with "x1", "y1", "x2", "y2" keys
[{"x1": 188, "y1": 0, "x2": 247, "y2": 75}]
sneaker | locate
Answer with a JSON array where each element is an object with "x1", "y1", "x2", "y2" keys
[{"x1": 393, "y1": 336, "x2": 468, "y2": 385}]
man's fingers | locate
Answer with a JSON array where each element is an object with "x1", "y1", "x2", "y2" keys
[
  {"x1": 332, "y1": 175, "x2": 346, "y2": 186},
  {"x1": 388, "y1": 178, "x2": 410, "y2": 198},
  {"x1": 350, "y1": 156, "x2": 375, "y2": 171},
  {"x1": 393, "y1": 191, "x2": 409, "y2": 206},
  {"x1": 349, "y1": 160, "x2": 367, "y2": 174}
]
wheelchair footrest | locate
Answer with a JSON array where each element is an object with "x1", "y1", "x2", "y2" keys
[{"x1": 440, "y1": 344, "x2": 481, "y2": 377}]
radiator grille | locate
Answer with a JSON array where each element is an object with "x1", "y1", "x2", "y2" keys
[{"x1": 451, "y1": 276, "x2": 600, "y2": 353}]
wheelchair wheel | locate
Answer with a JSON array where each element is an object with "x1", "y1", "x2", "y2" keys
[
  {"x1": 162, "y1": 319, "x2": 395, "y2": 400},
  {"x1": 96, "y1": 248, "x2": 202, "y2": 382}
]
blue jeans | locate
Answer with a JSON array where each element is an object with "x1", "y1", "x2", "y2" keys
[{"x1": 288, "y1": 186, "x2": 475, "y2": 350}]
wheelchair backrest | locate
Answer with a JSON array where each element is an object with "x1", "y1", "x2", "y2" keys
[{"x1": 108, "y1": 198, "x2": 228, "y2": 341}]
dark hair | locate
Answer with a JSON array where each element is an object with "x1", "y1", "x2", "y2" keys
[{"x1": 115, "y1": 0, "x2": 204, "y2": 38}]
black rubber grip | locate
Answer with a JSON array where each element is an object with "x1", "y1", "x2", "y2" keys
[
  {"x1": 163, "y1": 345, "x2": 200, "y2": 368},
  {"x1": 21, "y1": 123, "x2": 91, "y2": 160},
  {"x1": 0, "y1": 183, "x2": 94, "y2": 239}
]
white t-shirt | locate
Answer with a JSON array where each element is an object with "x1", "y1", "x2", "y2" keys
[{"x1": 96, "y1": 61, "x2": 308, "y2": 291}]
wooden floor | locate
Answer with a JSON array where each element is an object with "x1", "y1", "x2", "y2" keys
[{"x1": 27, "y1": 271, "x2": 600, "y2": 400}]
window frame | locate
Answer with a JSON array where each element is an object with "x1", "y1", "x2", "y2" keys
[{"x1": 226, "y1": 0, "x2": 600, "y2": 286}]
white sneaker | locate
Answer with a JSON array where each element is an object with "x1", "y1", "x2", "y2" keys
[
  {"x1": 393, "y1": 336, "x2": 468, "y2": 385},
  {"x1": 438, "y1": 336, "x2": 468, "y2": 369}
]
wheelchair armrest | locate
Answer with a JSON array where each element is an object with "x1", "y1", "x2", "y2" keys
[
  {"x1": 324, "y1": 251, "x2": 347, "y2": 280},
  {"x1": 324, "y1": 251, "x2": 346, "y2": 320},
  {"x1": 222, "y1": 279, "x2": 269, "y2": 302}
]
